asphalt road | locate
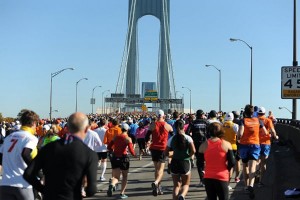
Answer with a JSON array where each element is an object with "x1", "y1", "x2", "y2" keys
[{"x1": 86, "y1": 153, "x2": 241, "y2": 200}]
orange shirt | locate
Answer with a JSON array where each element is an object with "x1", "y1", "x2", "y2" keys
[
  {"x1": 240, "y1": 118, "x2": 260, "y2": 145},
  {"x1": 259, "y1": 116, "x2": 273, "y2": 145},
  {"x1": 36, "y1": 125, "x2": 44, "y2": 137},
  {"x1": 103, "y1": 125, "x2": 122, "y2": 145}
]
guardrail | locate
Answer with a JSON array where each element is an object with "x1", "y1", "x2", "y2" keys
[{"x1": 277, "y1": 118, "x2": 300, "y2": 129}]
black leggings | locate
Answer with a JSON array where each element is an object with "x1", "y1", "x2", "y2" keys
[{"x1": 204, "y1": 178, "x2": 229, "y2": 200}]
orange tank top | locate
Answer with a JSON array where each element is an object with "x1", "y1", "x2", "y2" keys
[
  {"x1": 240, "y1": 118, "x2": 260, "y2": 145},
  {"x1": 204, "y1": 139, "x2": 229, "y2": 181},
  {"x1": 258, "y1": 116, "x2": 272, "y2": 145}
]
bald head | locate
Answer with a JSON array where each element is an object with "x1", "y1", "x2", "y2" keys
[{"x1": 68, "y1": 112, "x2": 89, "y2": 134}]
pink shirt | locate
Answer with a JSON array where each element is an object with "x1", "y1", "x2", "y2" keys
[{"x1": 135, "y1": 127, "x2": 148, "y2": 139}]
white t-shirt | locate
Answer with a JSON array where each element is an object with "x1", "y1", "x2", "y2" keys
[
  {"x1": 94, "y1": 127, "x2": 108, "y2": 152},
  {"x1": 83, "y1": 129, "x2": 102, "y2": 152},
  {"x1": 0, "y1": 130, "x2": 38, "y2": 188}
]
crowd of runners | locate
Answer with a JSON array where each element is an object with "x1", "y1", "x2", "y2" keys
[{"x1": 0, "y1": 105, "x2": 279, "y2": 200}]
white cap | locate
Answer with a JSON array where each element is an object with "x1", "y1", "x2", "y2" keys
[
  {"x1": 225, "y1": 113, "x2": 234, "y2": 121},
  {"x1": 156, "y1": 109, "x2": 165, "y2": 118},
  {"x1": 43, "y1": 124, "x2": 51, "y2": 131},
  {"x1": 258, "y1": 107, "x2": 266, "y2": 114},
  {"x1": 121, "y1": 123, "x2": 130, "y2": 131}
]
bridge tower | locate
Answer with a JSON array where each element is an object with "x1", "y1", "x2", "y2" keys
[{"x1": 115, "y1": 0, "x2": 176, "y2": 111}]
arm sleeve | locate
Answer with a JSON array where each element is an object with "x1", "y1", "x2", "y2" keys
[
  {"x1": 145, "y1": 130, "x2": 152, "y2": 143},
  {"x1": 85, "y1": 152, "x2": 98, "y2": 197},
  {"x1": 23, "y1": 151, "x2": 45, "y2": 193},
  {"x1": 226, "y1": 150, "x2": 236, "y2": 171}
]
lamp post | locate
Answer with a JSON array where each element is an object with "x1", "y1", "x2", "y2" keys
[
  {"x1": 50, "y1": 67, "x2": 74, "y2": 120},
  {"x1": 230, "y1": 38, "x2": 253, "y2": 105},
  {"x1": 182, "y1": 86, "x2": 191, "y2": 114},
  {"x1": 292, "y1": 0, "x2": 298, "y2": 120},
  {"x1": 279, "y1": 106, "x2": 293, "y2": 115},
  {"x1": 91, "y1": 85, "x2": 102, "y2": 114},
  {"x1": 102, "y1": 90, "x2": 110, "y2": 114},
  {"x1": 205, "y1": 64, "x2": 222, "y2": 111},
  {"x1": 75, "y1": 78, "x2": 88, "y2": 112}
]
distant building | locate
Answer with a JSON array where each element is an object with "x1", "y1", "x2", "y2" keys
[{"x1": 141, "y1": 82, "x2": 157, "y2": 97}]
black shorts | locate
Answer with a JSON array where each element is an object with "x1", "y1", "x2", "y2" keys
[
  {"x1": 97, "y1": 152, "x2": 108, "y2": 160},
  {"x1": 150, "y1": 149, "x2": 165, "y2": 163},
  {"x1": 137, "y1": 138, "x2": 146, "y2": 150},
  {"x1": 170, "y1": 159, "x2": 191, "y2": 175},
  {"x1": 111, "y1": 156, "x2": 130, "y2": 170},
  {"x1": 129, "y1": 134, "x2": 136, "y2": 144}
]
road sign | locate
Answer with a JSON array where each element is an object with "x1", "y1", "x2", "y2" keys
[
  {"x1": 141, "y1": 104, "x2": 147, "y2": 111},
  {"x1": 281, "y1": 66, "x2": 300, "y2": 99},
  {"x1": 144, "y1": 90, "x2": 158, "y2": 101}
]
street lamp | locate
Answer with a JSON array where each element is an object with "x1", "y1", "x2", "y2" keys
[
  {"x1": 182, "y1": 86, "x2": 191, "y2": 114},
  {"x1": 75, "y1": 78, "x2": 88, "y2": 112},
  {"x1": 50, "y1": 67, "x2": 74, "y2": 120},
  {"x1": 91, "y1": 85, "x2": 102, "y2": 114},
  {"x1": 205, "y1": 64, "x2": 222, "y2": 111},
  {"x1": 230, "y1": 38, "x2": 253, "y2": 105},
  {"x1": 279, "y1": 106, "x2": 293, "y2": 114},
  {"x1": 102, "y1": 90, "x2": 110, "y2": 114}
]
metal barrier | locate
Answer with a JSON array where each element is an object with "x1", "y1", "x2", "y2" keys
[{"x1": 277, "y1": 118, "x2": 300, "y2": 129}]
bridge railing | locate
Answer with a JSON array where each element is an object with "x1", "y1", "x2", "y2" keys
[{"x1": 277, "y1": 118, "x2": 300, "y2": 129}]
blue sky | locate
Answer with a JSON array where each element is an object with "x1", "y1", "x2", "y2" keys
[{"x1": 0, "y1": 0, "x2": 297, "y2": 119}]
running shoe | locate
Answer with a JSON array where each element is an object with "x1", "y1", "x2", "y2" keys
[
  {"x1": 235, "y1": 177, "x2": 240, "y2": 183},
  {"x1": 81, "y1": 187, "x2": 86, "y2": 198},
  {"x1": 158, "y1": 185, "x2": 163, "y2": 195},
  {"x1": 119, "y1": 193, "x2": 128, "y2": 199},
  {"x1": 248, "y1": 186, "x2": 255, "y2": 199},
  {"x1": 228, "y1": 185, "x2": 233, "y2": 190},
  {"x1": 151, "y1": 182, "x2": 158, "y2": 196},
  {"x1": 198, "y1": 181, "x2": 205, "y2": 187},
  {"x1": 100, "y1": 176, "x2": 106, "y2": 182},
  {"x1": 107, "y1": 185, "x2": 114, "y2": 197},
  {"x1": 178, "y1": 194, "x2": 185, "y2": 200}
]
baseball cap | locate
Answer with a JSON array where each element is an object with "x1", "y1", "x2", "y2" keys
[
  {"x1": 225, "y1": 113, "x2": 234, "y2": 121},
  {"x1": 156, "y1": 109, "x2": 165, "y2": 118},
  {"x1": 121, "y1": 123, "x2": 130, "y2": 131},
  {"x1": 209, "y1": 110, "x2": 217, "y2": 118},
  {"x1": 43, "y1": 124, "x2": 51, "y2": 131},
  {"x1": 196, "y1": 109, "x2": 204, "y2": 117},
  {"x1": 258, "y1": 107, "x2": 266, "y2": 114}
]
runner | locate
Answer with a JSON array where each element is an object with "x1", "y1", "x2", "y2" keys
[
  {"x1": 257, "y1": 107, "x2": 279, "y2": 187},
  {"x1": 94, "y1": 118, "x2": 109, "y2": 181},
  {"x1": 199, "y1": 122, "x2": 235, "y2": 200},
  {"x1": 0, "y1": 109, "x2": 39, "y2": 200},
  {"x1": 237, "y1": 104, "x2": 268, "y2": 199},
  {"x1": 185, "y1": 109, "x2": 209, "y2": 187},
  {"x1": 222, "y1": 112, "x2": 239, "y2": 190},
  {"x1": 24, "y1": 112, "x2": 98, "y2": 200},
  {"x1": 107, "y1": 123, "x2": 136, "y2": 199},
  {"x1": 145, "y1": 109, "x2": 173, "y2": 196},
  {"x1": 165, "y1": 120, "x2": 196, "y2": 200},
  {"x1": 135, "y1": 121, "x2": 148, "y2": 160}
]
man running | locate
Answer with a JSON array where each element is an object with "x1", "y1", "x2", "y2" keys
[
  {"x1": 0, "y1": 109, "x2": 39, "y2": 200},
  {"x1": 145, "y1": 109, "x2": 173, "y2": 196},
  {"x1": 257, "y1": 107, "x2": 279, "y2": 187},
  {"x1": 24, "y1": 112, "x2": 98, "y2": 200},
  {"x1": 186, "y1": 109, "x2": 209, "y2": 187}
]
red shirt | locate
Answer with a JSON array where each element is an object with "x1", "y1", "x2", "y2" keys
[
  {"x1": 204, "y1": 139, "x2": 229, "y2": 181},
  {"x1": 107, "y1": 134, "x2": 135, "y2": 157},
  {"x1": 150, "y1": 121, "x2": 169, "y2": 151}
]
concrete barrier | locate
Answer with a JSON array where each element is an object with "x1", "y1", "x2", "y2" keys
[{"x1": 276, "y1": 123, "x2": 300, "y2": 153}]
